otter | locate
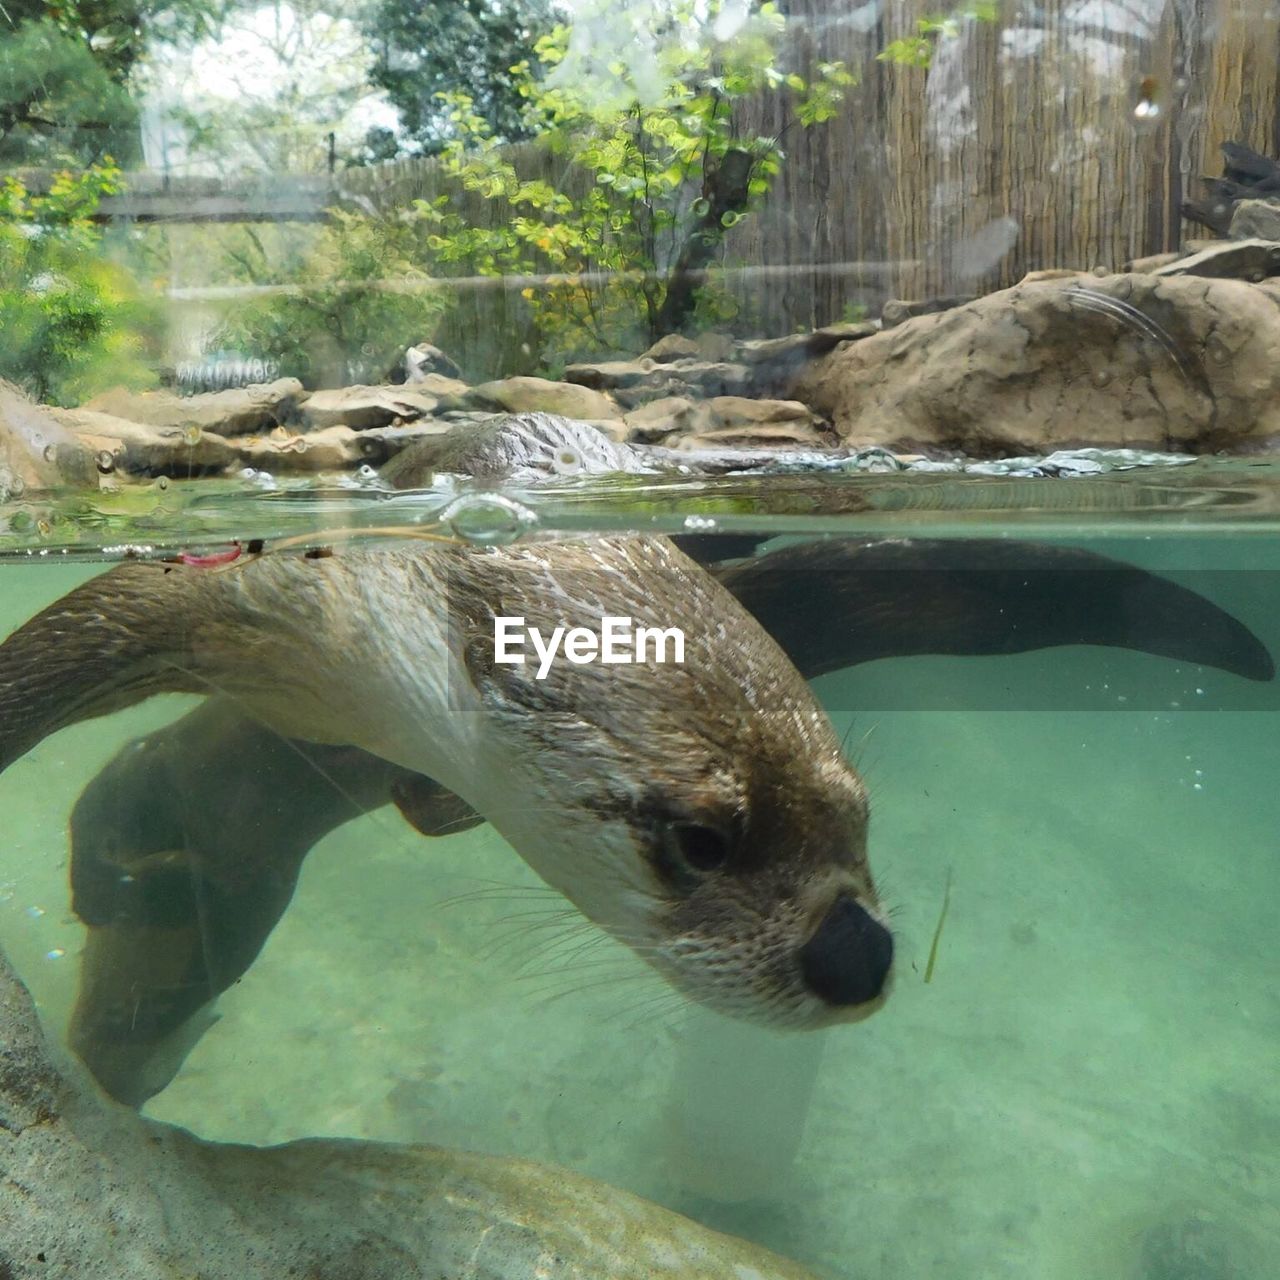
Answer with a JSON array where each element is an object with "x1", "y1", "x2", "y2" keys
[{"x1": 0, "y1": 415, "x2": 1271, "y2": 1106}]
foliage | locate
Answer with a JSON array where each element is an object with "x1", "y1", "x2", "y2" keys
[
  {"x1": 0, "y1": 19, "x2": 142, "y2": 166},
  {"x1": 877, "y1": 2, "x2": 999, "y2": 69},
  {"x1": 0, "y1": 161, "x2": 163, "y2": 404},
  {"x1": 362, "y1": 0, "x2": 555, "y2": 156},
  {"x1": 153, "y1": 0, "x2": 394, "y2": 177},
  {"x1": 2, "y1": 0, "x2": 229, "y2": 82},
  {"x1": 205, "y1": 207, "x2": 451, "y2": 387},
  {"x1": 420, "y1": 0, "x2": 853, "y2": 358}
]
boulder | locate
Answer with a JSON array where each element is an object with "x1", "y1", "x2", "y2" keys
[
  {"x1": 49, "y1": 407, "x2": 240, "y2": 477},
  {"x1": 793, "y1": 272, "x2": 1280, "y2": 454},
  {"x1": 296, "y1": 385, "x2": 443, "y2": 431},
  {"x1": 881, "y1": 296, "x2": 976, "y2": 328},
  {"x1": 641, "y1": 334, "x2": 701, "y2": 362},
  {"x1": 0, "y1": 381, "x2": 96, "y2": 494},
  {"x1": 234, "y1": 425, "x2": 368, "y2": 472},
  {"x1": 464, "y1": 375, "x2": 623, "y2": 420},
  {"x1": 84, "y1": 379, "x2": 304, "y2": 437},
  {"x1": 673, "y1": 421, "x2": 827, "y2": 449},
  {"x1": 1230, "y1": 198, "x2": 1280, "y2": 242},
  {"x1": 1152, "y1": 238, "x2": 1280, "y2": 282},
  {"x1": 0, "y1": 940, "x2": 821, "y2": 1280},
  {"x1": 690, "y1": 396, "x2": 816, "y2": 428},
  {"x1": 623, "y1": 396, "x2": 696, "y2": 442}
]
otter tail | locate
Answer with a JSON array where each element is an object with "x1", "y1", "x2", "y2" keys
[{"x1": 0, "y1": 563, "x2": 214, "y2": 774}]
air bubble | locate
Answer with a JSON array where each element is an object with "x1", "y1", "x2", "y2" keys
[
  {"x1": 42, "y1": 444, "x2": 57, "y2": 463},
  {"x1": 95, "y1": 450, "x2": 116, "y2": 475},
  {"x1": 155, "y1": 475, "x2": 170, "y2": 491},
  {"x1": 551, "y1": 446, "x2": 584, "y2": 476},
  {"x1": 683, "y1": 514, "x2": 718, "y2": 532},
  {"x1": 439, "y1": 493, "x2": 538, "y2": 546},
  {"x1": 1092, "y1": 369, "x2": 1113, "y2": 388},
  {"x1": 182, "y1": 425, "x2": 201, "y2": 445}
]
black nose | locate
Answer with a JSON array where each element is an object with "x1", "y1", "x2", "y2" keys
[{"x1": 799, "y1": 894, "x2": 894, "y2": 1007}]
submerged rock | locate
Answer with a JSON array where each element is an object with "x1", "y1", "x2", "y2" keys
[
  {"x1": 0, "y1": 940, "x2": 819, "y2": 1280},
  {"x1": 83, "y1": 378, "x2": 304, "y2": 438},
  {"x1": 794, "y1": 272, "x2": 1280, "y2": 455},
  {"x1": 1152, "y1": 237, "x2": 1280, "y2": 282}
]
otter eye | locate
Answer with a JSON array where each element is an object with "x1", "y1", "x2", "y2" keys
[{"x1": 654, "y1": 822, "x2": 731, "y2": 892}]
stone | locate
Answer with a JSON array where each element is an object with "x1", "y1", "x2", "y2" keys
[
  {"x1": 881, "y1": 296, "x2": 976, "y2": 328},
  {"x1": 673, "y1": 421, "x2": 827, "y2": 449},
  {"x1": 0, "y1": 381, "x2": 96, "y2": 494},
  {"x1": 792, "y1": 272, "x2": 1280, "y2": 455},
  {"x1": 297, "y1": 384, "x2": 443, "y2": 431},
  {"x1": 685, "y1": 396, "x2": 818, "y2": 432},
  {"x1": 623, "y1": 396, "x2": 696, "y2": 442},
  {"x1": 0, "y1": 940, "x2": 820, "y2": 1280},
  {"x1": 402, "y1": 341, "x2": 463, "y2": 382},
  {"x1": 49, "y1": 407, "x2": 240, "y2": 477},
  {"x1": 642, "y1": 334, "x2": 701, "y2": 362},
  {"x1": 408, "y1": 371, "x2": 471, "y2": 399},
  {"x1": 565, "y1": 357, "x2": 753, "y2": 404},
  {"x1": 1153, "y1": 238, "x2": 1280, "y2": 282},
  {"x1": 465, "y1": 375, "x2": 623, "y2": 420},
  {"x1": 1124, "y1": 252, "x2": 1186, "y2": 273},
  {"x1": 233, "y1": 425, "x2": 369, "y2": 472},
  {"x1": 1230, "y1": 198, "x2": 1280, "y2": 242},
  {"x1": 84, "y1": 378, "x2": 304, "y2": 437},
  {"x1": 563, "y1": 358, "x2": 661, "y2": 391}
]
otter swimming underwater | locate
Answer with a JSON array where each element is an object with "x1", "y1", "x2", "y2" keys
[{"x1": 0, "y1": 415, "x2": 1271, "y2": 1105}]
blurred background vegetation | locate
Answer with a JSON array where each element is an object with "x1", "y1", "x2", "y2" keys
[{"x1": 0, "y1": 0, "x2": 869, "y2": 401}]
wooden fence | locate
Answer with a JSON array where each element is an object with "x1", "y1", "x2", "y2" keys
[{"x1": 336, "y1": 0, "x2": 1279, "y2": 361}]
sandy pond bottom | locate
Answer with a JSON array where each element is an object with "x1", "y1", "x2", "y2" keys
[{"x1": 1, "y1": 546, "x2": 1277, "y2": 1280}]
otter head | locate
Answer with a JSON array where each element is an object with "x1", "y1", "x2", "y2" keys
[{"x1": 449, "y1": 534, "x2": 893, "y2": 1029}]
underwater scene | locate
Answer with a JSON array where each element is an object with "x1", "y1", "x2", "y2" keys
[{"x1": 3, "y1": 0, "x2": 1280, "y2": 1275}]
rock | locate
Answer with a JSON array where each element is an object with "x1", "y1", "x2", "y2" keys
[
  {"x1": 623, "y1": 396, "x2": 696, "y2": 441},
  {"x1": 83, "y1": 378, "x2": 304, "y2": 438},
  {"x1": 234, "y1": 425, "x2": 370, "y2": 472},
  {"x1": 408, "y1": 371, "x2": 470, "y2": 399},
  {"x1": 693, "y1": 331, "x2": 737, "y2": 362},
  {"x1": 1153, "y1": 238, "x2": 1280, "y2": 282},
  {"x1": 881, "y1": 295, "x2": 976, "y2": 328},
  {"x1": 684, "y1": 396, "x2": 820, "y2": 433},
  {"x1": 792, "y1": 272, "x2": 1280, "y2": 455},
  {"x1": 673, "y1": 421, "x2": 827, "y2": 449},
  {"x1": 49, "y1": 407, "x2": 240, "y2": 477},
  {"x1": 642, "y1": 334, "x2": 701, "y2": 362},
  {"x1": 0, "y1": 939, "x2": 820, "y2": 1280},
  {"x1": 1231, "y1": 198, "x2": 1280, "y2": 241},
  {"x1": 297, "y1": 384, "x2": 442, "y2": 431},
  {"x1": 565, "y1": 358, "x2": 753, "y2": 405},
  {"x1": 0, "y1": 381, "x2": 96, "y2": 494},
  {"x1": 1123, "y1": 252, "x2": 1186, "y2": 273},
  {"x1": 465, "y1": 375, "x2": 623, "y2": 420},
  {"x1": 401, "y1": 341, "x2": 463, "y2": 383}
]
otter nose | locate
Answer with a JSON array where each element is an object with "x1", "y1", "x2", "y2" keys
[{"x1": 799, "y1": 894, "x2": 893, "y2": 1007}]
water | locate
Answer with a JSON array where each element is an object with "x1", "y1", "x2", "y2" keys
[{"x1": 1, "y1": 466, "x2": 1277, "y2": 1279}]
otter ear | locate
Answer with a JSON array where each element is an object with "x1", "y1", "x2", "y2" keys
[{"x1": 714, "y1": 538, "x2": 1274, "y2": 684}]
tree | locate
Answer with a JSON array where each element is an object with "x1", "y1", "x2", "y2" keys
[
  {"x1": 362, "y1": 0, "x2": 554, "y2": 156},
  {"x1": 0, "y1": 163, "x2": 163, "y2": 403},
  {"x1": 0, "y1": 19, "x2": 141, "y2": 166},
  {"x1": 422, "y1": 0, "x2": 852, "y2": 354}
]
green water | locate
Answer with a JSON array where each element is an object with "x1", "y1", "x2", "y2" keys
[{"x1": 1, "y1": 466, "x2": 1278, "y2": 1280}]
